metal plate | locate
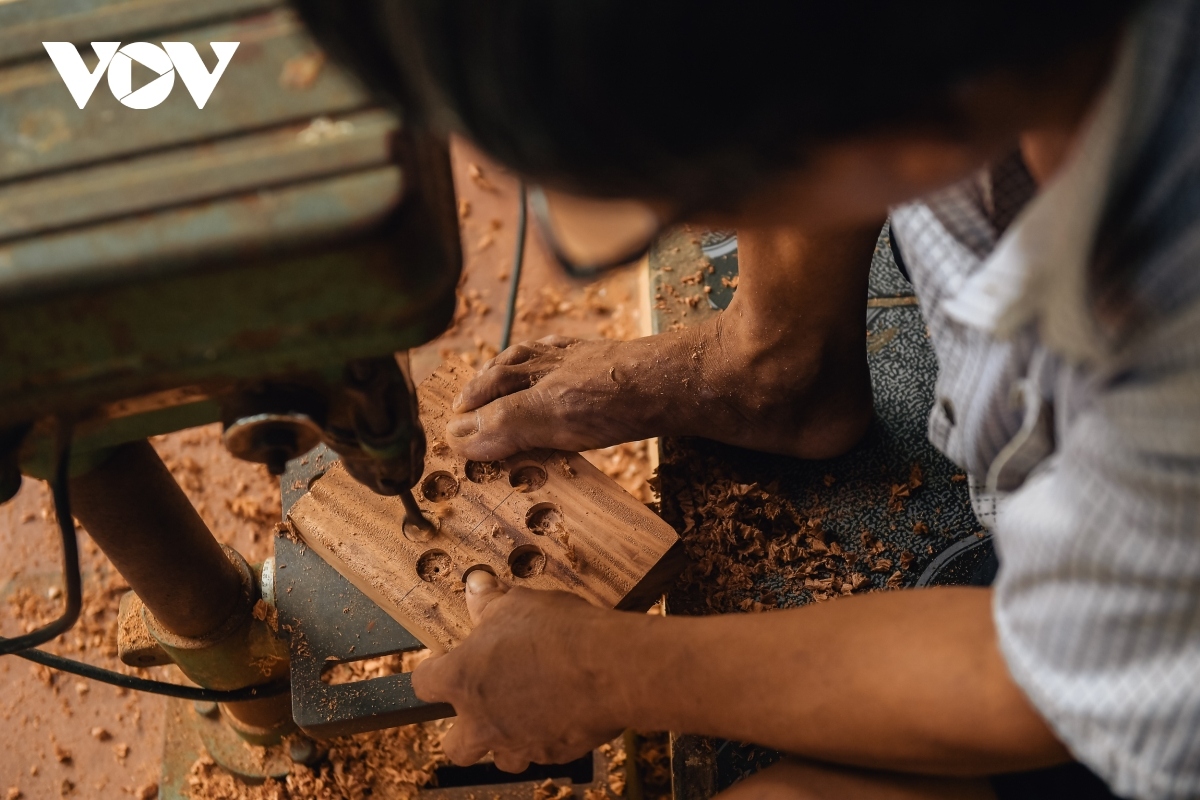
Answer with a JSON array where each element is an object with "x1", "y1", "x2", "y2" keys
[
  {"x1": 161, "y1": 688, "x2": 613, "y2": 800},
  {"x1": 276, "y1": 445, "x2": 453, "y2": 738}
]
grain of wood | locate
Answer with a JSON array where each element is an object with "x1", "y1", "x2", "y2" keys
[{"x1": 287, "y1": 358, "x2": 682, "y2": 652}]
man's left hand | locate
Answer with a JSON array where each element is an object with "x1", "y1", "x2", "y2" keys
[{"x1": 411, "y1": 570, "x2": 629, "y2": 772}]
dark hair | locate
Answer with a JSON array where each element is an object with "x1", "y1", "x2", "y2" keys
[{"x1": 293, "y1": 0, "x2": 1140, "y2": 206}]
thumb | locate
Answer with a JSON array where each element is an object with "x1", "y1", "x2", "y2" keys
[{"x1": 464, "y1": 569, "x2": 508, "y2": 626}]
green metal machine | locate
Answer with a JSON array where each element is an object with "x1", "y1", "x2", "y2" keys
[
  {"x1": 0, "y1": 0, "x2": 460, "y2": 484},
  {"x1": 0, "y1": 0, "x2": 464, "y2": 787}
]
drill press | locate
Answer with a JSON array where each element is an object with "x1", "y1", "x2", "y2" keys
[{"x1": 0, "y1": 0, "x2": 460, "y2": 783}]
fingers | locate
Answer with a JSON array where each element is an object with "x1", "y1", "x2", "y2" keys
[
  {"x1": 475, "y1": 336, "x2": 578, "y2": 376},
  {"x1": 493, "y1": 751, "x2": 532, "y2": 774},
  {"x1": 453, "y1": 364, "x2": 541, "y2": 413},
  {"x1": 537, "y1": 335, "x2": 580, "y2": 348},
  {"x1": 479, "y1": 343, "x2": 541, "y2": 374},
  {"x1": 477, "y1": 336, "x2": 574, "y2": 374},
  {"x1": 443, "y1": 722, "x2": 530, "y2": 774},
  {"x1": 410, "y1": 653, "x2": 451, "y2": 704},
  {"x1": 447, "y1": 390, "x2": 551, "y2": 460},
  {"x1": 440, "y1": 721, "x2": 491, "y2": 767},
  {"x1": 464, "y1": 569, "x2": 509, "y2": 627}
]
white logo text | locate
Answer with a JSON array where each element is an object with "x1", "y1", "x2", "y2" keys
[{"x1": 42, "y1": 41, "x2": 239, "y2": 110}]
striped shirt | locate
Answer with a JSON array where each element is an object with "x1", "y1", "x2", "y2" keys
[{"x1": 889, "y1": 0, "x2": 1200, "y2": 797}]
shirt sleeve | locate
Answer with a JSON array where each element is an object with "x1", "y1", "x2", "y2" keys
[{"x1": 992, "y1": 311, "x2": 1200, "y2": 800}]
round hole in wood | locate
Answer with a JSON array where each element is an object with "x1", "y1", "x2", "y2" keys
[
  {"x1": 403, "y1": 517, "x2": 437, "y2": 543},
  {"x1": 525, "y1": 503, "x2": 564, "y2": 536},
  {"x1": 462, "y1": 564, "x2": 497, "y2": 583},
  {"x1": 508, "y1": 545, "x2": 546, "y2": 578},
  {"x1": 421, "y1": 471, "x2": 459, "y2": 502},
  {"x1": 465, "y1": 460, "x2": 504, "y2": 484},
  {"x1": 510, "y1": 465, "x2": 547, "y2": 493},
  {"x1": 416, "y1": 549, "x2": 453, "y2": 582}
]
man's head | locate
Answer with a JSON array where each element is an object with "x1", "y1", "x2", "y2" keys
[{"x1": 295, "y1": 0, "x2": 1138, "y2": 229}]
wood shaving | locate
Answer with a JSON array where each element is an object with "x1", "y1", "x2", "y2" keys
[
  {"x1": 279, "y1": 53, "x2": 326, "y2": 90},
  {"x1": 184, "y1": 718, "x2": 452, "y2": 800},
  {"x1": 467, "y1": 163, "x2": 496, "y2": 192},
  {"x1": 533, "y1": 779, "x2": 573, "y2": 800},
  {"x1": 659, "y1": 444, "x2": 928, "y2": 614},
  {"x1": 582, "y1": 441, "x2": 654, "y2": 504},
  {"x1": 633, "y1": 734, "x2": 669, "y2": 800}
]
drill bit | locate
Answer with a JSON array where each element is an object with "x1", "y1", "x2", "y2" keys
[{"x1": 401, "y1": 488, "x2": 437, "y2": 539}]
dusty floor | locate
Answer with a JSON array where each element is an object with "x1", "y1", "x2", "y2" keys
[{"x1": 0, "y1": 139, "x2": 655, "y2": 799}]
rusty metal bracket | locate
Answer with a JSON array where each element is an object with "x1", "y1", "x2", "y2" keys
[
  {"x1": 142, "y1": 547, "x2": 288, "y2": 692},
  {"x1": 116, "y1": 592, "x2": 173, "y2": 668}
]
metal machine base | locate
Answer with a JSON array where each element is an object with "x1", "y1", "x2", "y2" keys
[
  {"x1": 160, "y1": 698, "x2": 294, "y2": 796},
  {"x1": 161, "y1": 695, "x2": 616, "y2": 800}
]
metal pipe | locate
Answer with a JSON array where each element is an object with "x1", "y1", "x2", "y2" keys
[{"x1": 69, "y1": 440, "x2": 245, "y2": 639}]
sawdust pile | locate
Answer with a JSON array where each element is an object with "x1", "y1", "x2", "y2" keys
[
  {"x1": 4, "y1": 511, "x2": 163, "y2": 679},
  {"x1": 659, "y1": 445, "x2": 926, "y2": 615},
  {"x1": 440, "y1": 273, "x2": 640, "y2": 371},
  {"x1": 184, "y1": 720, "x2": 453, "y2": 800},
  {"x1": 184, "y1": 729, "x2": 635, "y2": 800},
  {"x1": 582, "y1": 441, "x2": 655, "y2": 505},
  {"x1": 512, "y1": 282, "x2": 638, "y2": 343},
  {"x1": 153, "y1": 427, "x2": 282, "y2": 562},
  {"x1": 633, "y1": 733, "x2": 670, "y2": 800}
]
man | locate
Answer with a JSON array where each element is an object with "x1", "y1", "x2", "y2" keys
[{"x1": 294, "y1": 1, "x2": 1200, "y2": 796}]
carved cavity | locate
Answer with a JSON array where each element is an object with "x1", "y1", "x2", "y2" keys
[
  {"x1": 462, "y1": 564, "x2": 497, "y2": 582},
  {"x1": 508, "y1": 545, "x2": 546, "y2": 578},
  {"x1": 465, "y1": 460, "x2": 504, "y2": 484},
  {"x1": 403, "y1": 518, "x2": 437, "y2": 543},
  {"x1": 510, "y1": 465, "x2": 547, "y2": 493},
  {"x1": 525, "y1": 503, "x2": 565, "y2": 536},
  {"x1": 421, "y1": 471, "x2": 459, "y2": 502},
  {"x1": 416, "y1": 550, "x2": 452, "y2": 582}
]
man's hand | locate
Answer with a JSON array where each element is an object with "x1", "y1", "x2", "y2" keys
[
  {"x1": 447, "y1": 335, "x2": 650, "y2": 461},
  {"x1": 415, "y1": 583, "x2": 1067, "y2": 778},
  {"x1": 411, "y1": 570, "x2": 628, "y2": 772},
  {"x1": 446, "y1": 224, "x2": 883, "y2": 463}
]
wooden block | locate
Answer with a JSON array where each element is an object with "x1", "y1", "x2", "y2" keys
[{"x1": 287, "y1": 359, "x2": 682, "y2": 653}]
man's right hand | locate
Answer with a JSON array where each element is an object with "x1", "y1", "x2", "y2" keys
[
  {"x1": 448, "y1": 223, "x2": 883, "y2": 462},
  {"x1": 447, "y1": 334, "x2": 658, "y2": 461}
]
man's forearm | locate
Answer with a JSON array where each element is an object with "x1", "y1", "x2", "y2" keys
[{"x1": 607, "y1": 588, "x2": 1069, "y2": 776}]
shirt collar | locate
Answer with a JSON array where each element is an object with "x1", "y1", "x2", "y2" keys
[{"x1": 940, "y1": 32, "x2": 1139, "y2": 365}]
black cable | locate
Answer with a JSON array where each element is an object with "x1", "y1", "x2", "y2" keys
[
  {"x1": 14, "y1": 648, "x2": 290, "y2": 702},
  {"x1": 0, "y1": 420, "x2": 82, "y2": 656},
  {"x1": 0, "y1": 420, "x2": 291, "y2": 701},
  {"x1": 500, "y1": 181, "x2": 527, "y2": 352}
]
